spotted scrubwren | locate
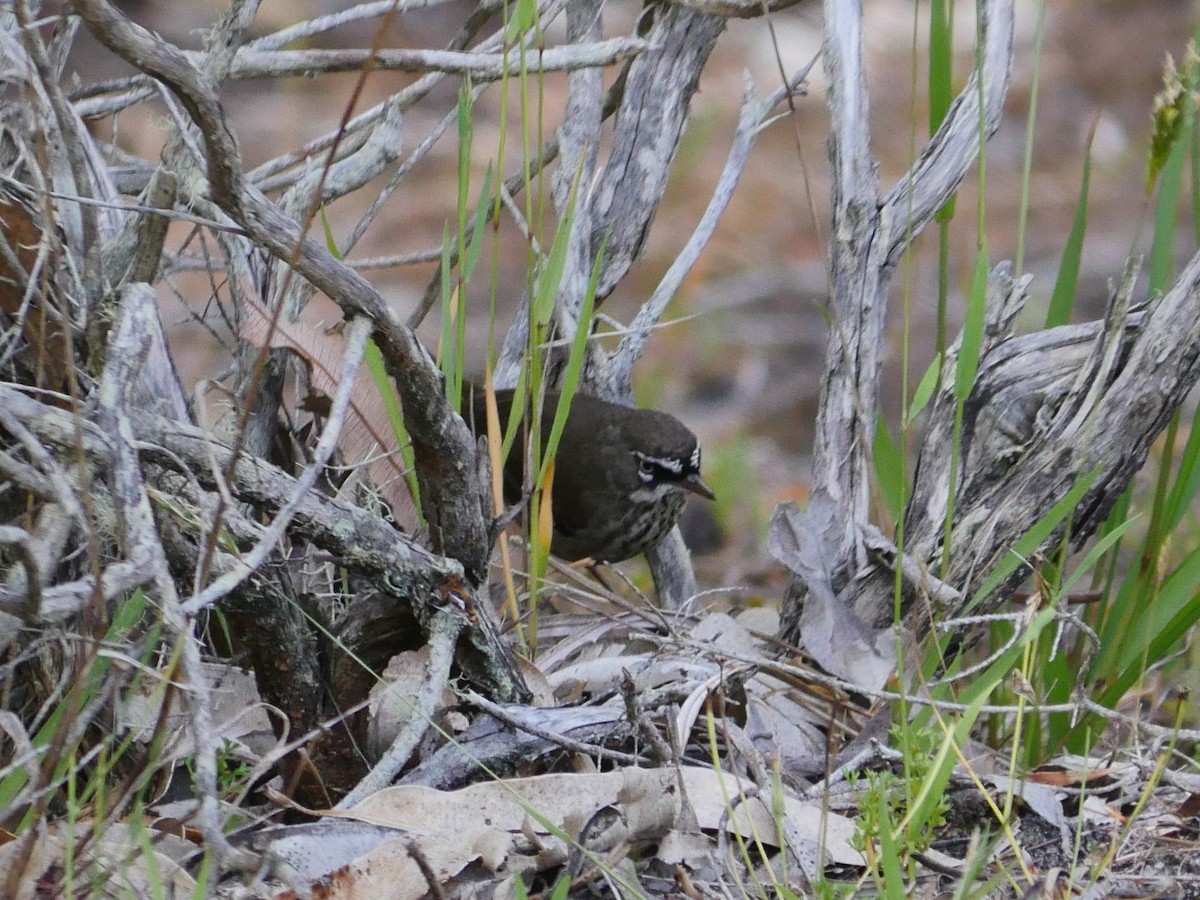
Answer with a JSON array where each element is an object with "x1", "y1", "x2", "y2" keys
[{"x1": 468, "y1": 389, "x2": 714, "y2": 564}]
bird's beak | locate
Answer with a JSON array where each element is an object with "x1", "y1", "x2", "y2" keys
[{"x1": 684, "y1": 473, "x2": 716, "y2": 500}]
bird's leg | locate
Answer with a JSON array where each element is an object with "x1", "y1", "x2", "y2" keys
[{"x1": 579, "y1": 559, "x2": 620, "y2": 595}]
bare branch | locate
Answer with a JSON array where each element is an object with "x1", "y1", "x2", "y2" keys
[
  {"x1": 880, "y1": 0, "x2": 1014, "y2": 266},
  {"x1": 664, "y1": 0, "x2": 806, "y2": 17},
  {"x1": 181, "y1": 316, "x2": 371, "y2": 615},
  {"x1": 95, "y1": 283, "x2": 247, "y2": 871},
  {"x1": 180, "y1": 39, "x2": 647, "y2": 81},
  {"x1": 337, "y1": 607, "x2": 461, "y2": 808},
  {"x1": 71, "y1": 0, "x2": 492, "y2": 580},
  {"x1": 779, "y1": 0, "x2": 1016, "y2": 654},
  {"x1": 611, "y1": 69, "x2": 803, "y2": 392}
]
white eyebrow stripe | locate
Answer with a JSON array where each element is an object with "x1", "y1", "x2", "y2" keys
[
  {"x1": 634, "y1": 451, "x2": 684, "y2": 474},
  {"x1": 690, "y1": 445, "x2": 701, "y2": 469}
]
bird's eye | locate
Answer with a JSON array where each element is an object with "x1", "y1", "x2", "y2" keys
[{"x1": 636, "y1": 454, "x2": 656, "y2": 483}]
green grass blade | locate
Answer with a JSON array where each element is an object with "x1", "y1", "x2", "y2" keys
[
  {"x1": 540, "y1": 233, "x2": 606, "y2": 483},
  {"x1": 968, "y1": 466, "x2": 1100, "y2": 612},
  {"x1": 1045, "y1": 119, "x2": 1097, "y2": 329},
  {"x1": 877, "y1": 807, "x2": 906, "y2": 899},
  {"x1": 1162, "y1": 399, "x2": 1200, "y2": 532},
  {"x1": 532, "y1": 203, "x2": 576, "y2": 335},
  {"x1": 438, "y1": 223, "x2": 457, "y2": 397},
  {"x1": 1149, "y1": 123, "x2": 1189, "y2": 293},
  {"x1": 873, "y1": 412, "x2": 906, "y2": 524},
  {"x1": 365, "y1": 338, "x2": 422, "y2": 513},
  {"x1": 954, "y1": 250, "x2": 990, "y2": 401},
  {"x1": 929, "y1": 0, "x2": 957, "y2": 223},
  {"x1": 905, "y1": 611, "x2": 1059, "y2": 859},
  {"x1": 1193, "y1": 89, "x2": 1200, "y2": 245},
  {"x1": 1060, "y1": 515, "x2": 1138, "y2": 598},
  {"x1": 505, "y1": 0, "x2": 536, "y2": 43},
  {"x1": 463, "y1": 165, "x2": 494, "y2": 282},
  {"x1": 1110, "y1": 539, "x2": 1200, "y2": 678},
  {"x1": 904, "y1": 352, "x2": 942, "y2": 428},
  {"x1": 928, "y1": 0, "x2": 952, "y2": 133},
  {"x1": 319, "y1": 206, "x2": 340, "y2": 257},
  {"x1": 1148, "y1": 51, "x2": 1195, "y2": 290}
]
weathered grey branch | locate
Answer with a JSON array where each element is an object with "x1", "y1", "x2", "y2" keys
[
  {"x1": 402, "y1": 700, "x2": 630, "y2": 789},
  {"x1": 803, "y1": 244, "x2": 1200, "y2": 640},
  {"x1": 336, "y1": 607, "x2": 461, "y2": 808},
  {"x1": 179, "y1": 39, "x2": 647, "y2": 80},
  {"x1": 589, "y1": 5, "x2": 725, "y2": 303},
  {"x1": 549, "y1": 0, "x2": 605, "y2": 361},
  {"x1": 71, "y1": 0, "x2": 493, "y2": 583},
  {"x1": 778, "y1": 0, "x2": 1015, "y2": 658},
  {"x1": 0, "y1": 382, "x2": 524, "y2": 699},
  {"x1": 879, "y1": 1, "x2": 1013, "y2": 267},
  {"x1": 0, "y1": 525, "x2": 40, "y2": 620},
  {"x1": 182, "y1": 316, "x2": 371, "y2": 615},
  {"x1": 776, "y1": 11, "x2": 1200, "y2": 670},
  {"x1": 774, "y1": 0, "x2": 889, "y2": 660},
  {"x1": 0, "y1": 405, "x2": 87, "y2": 525},
  {"x1": 0, "y1": 546, "x2": 154, "y2": 624},
  {"x1": 611, "y1": 67, "x2": 811, "y2": 393},
  {"x1": 493, "y1": 2, "x2": 726, "y2": 381},
  {"x1": 664, "y1": 0, "x2": 806, "y2": 16},
  {"x1": 245, "y1": 0, "x2": 473, "y2": 52},
  {"x1": 886, "y1": 254, "x2": 1198, "y2": 626},
  {"x1": 12, "y1": 0, "x2": 103, "y2": 296},
  {"x1": 253, "y1": 0, "x2": 556, "y2": 198},
  {"x1": 0, "y1": 384, "x2": 454, "y2": 588},
  {"x1": 95, "y1": 283, "x2": 243, "y2": 871}
]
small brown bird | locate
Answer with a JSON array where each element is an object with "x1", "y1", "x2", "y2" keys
[{"x1": 468, "y1": 388, "x2": 715, "y2": 563}]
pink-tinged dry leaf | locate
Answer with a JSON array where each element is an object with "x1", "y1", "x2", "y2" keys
[
  {"x1": 1028, "y1": 767, "x2": 1116, "y2": 788},
  {"x1": 0, "y1": 194, "x2": 69, "y2": 393},
  {"x1": 240, "y1": 296, "x2": 419, "y2": 530}
]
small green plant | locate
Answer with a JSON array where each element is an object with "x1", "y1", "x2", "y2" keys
[
  {"x1": 185, "y1": 738, "x2": 252, "y2": 799},
  {"x1": 852, "y1": 725, "x2": 950, "y2": 894},
  {"x1": 215, "y1": 739, "x2": 254, "y2": 796}
]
